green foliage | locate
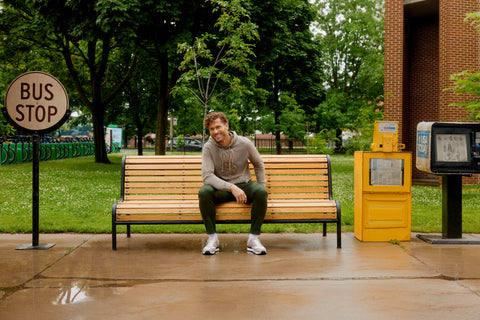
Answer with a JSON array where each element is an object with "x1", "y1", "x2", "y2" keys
[
  {"x1": 0, "y1": 0, "x2": 140, "y2": 163},
  {"x1": 306, "y1": 130, "x2": 335, "y2": 154},
  {"x1": 177, "y1": 134, "x2": 186, "y2": 149},
  {"x1": 342, "y1": 98, "x2": 384, "y2": 154},
  {"x1": 448, "y1": 70, "x2": 480, "y2": 120},
  {"x1": 312, "y1": 0, "x2": 384, "y2": 148},
  {"x1": 250, "y1": 0, "x2": 321, "y2": 150},
  {"x1": 174, "y1": 0, "x2": 259, "y2": 138},
  {"x1": 258, "y1": 93, "x2": 306, "y2": 142},
  {"x1": 0, "y1": 121, "x2": 15, "y2": 137}
]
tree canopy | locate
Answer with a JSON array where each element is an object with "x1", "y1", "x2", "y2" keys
[{"x1": 0, "y1": 0, "x2": 386, "y2": 156}]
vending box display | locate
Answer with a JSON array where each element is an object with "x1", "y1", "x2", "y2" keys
[{"x1": 416, "y1": 122, "x2": 480, "y2": 175}]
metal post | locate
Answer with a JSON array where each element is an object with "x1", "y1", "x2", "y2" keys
[
  {"x1": 442, "y1": 175, "x2": 462, "y2": 239},
  {"x1": 16, "y1": 134, "x2": 55, "y2": 250},
  {"x1": 32, "y1": 134, "x2": 40, "y2": 246}
]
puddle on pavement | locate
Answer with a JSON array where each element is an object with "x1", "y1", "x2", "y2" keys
[{"x1": 52, "y1": 281, "x2": 95, "y2": 305}]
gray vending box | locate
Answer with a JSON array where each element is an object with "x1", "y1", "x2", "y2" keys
[{"x1": 416, "y1": 122, "x2": 480, "y2": 175}]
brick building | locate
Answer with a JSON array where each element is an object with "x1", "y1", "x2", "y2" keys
[{"x1": 384, "y1": 0, "x2": 480, "y2": 184}]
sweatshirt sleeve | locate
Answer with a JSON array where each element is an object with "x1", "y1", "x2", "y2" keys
[
  {"x1": 201, "y1": 146, "x2": 233, "y2": 191},
  {"x1": 248, "y1": 141, "x2": 266, "y2": 186}
]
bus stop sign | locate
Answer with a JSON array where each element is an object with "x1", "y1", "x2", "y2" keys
[
  {"x1": 2, "y1": 72, "x2": 70, "y2": 250},
  {"x1": 3, "y1": 71, "x2": 70, "y2": 133}
]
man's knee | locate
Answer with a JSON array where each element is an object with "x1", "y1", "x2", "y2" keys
[
  {"x1": 253, "y1": 184, "x2": 268, "y2": 201},
  {"x1": 198, "y1": 184, "x2": 215, "y2": 200}
]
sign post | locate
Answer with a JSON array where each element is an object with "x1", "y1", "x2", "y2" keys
[{"x1": 2, "y1": 71, "x2": 70, "y2": 250}]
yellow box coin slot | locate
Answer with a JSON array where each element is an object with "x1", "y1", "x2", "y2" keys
[{"x1": 371, "y1": 121, "x2": 405, "y2": 152}]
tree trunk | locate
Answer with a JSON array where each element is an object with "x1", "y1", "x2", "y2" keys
[
  {"x1": 273, "y1": 63, "x2": 282, "y2": 155},
  {"x1": 136, "y1": 117, "x2": 144, "y2": 156},
  {"x1": 335, "y1": 128, "x2": 343, "y2": 153},
  {"x1": 155, "y1": 97, "x2": 168, "y2": 155},
  {"x1": 275, "y1": 129, "x2": 282, "y2": 155},
  {"x1": 92, "y1": 106, "x2": 110, "y2": 164},
  {"x1": 155, "y1": 51, "x2": 170, "y2": 155}
]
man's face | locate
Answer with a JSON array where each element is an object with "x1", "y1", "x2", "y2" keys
[{"x1": 208, "y1": 118, "x2": 230, "y2": 147}]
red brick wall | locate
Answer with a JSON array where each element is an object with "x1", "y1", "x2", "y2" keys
[
  {"x1": 384, "y1": 0, "x2": 404, "y2": 140},
  {"x1": 384, "y1": 0, "x2": 480, "y2": 184},
  {"x1": 439, "y1": 0, "x2": 480, "y2": 122},
  {"x1": 406, "y1": 16, "x2": 439, "y2": 180},
  {"x1": 439, "y1": 0, "x2": 480, "y2": 184}
]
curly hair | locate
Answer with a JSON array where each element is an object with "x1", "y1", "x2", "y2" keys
[{"x1": 203, "y1": 112, "x2": 228, "y2": 128}]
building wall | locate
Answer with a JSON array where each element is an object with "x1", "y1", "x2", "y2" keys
[
  {"x1": 439, "y1": 0, "x2": 480, "y2": 121},
  {"x1": 384, "y1": 0, "x2": 480, "y2": 184},
  {"x1": 406, "y1": 16, "x2": 439, "y2": 180},
  {"x1": 384, "y1": 0, "x2": 404, "y2": 139}
]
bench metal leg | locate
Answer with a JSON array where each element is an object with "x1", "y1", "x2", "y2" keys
[
  {"x1": 337, "y1": 222, "x2": 341, "y2": 248},
  {"x1": 336, "y1": 203, "x2": 342, "y2": 248},
  {"x1": 112, "y1": 204, "x2": 117, "y2": 251},
  {"x1": 112, "y1": 223, "x2": 117, "y2": 251},
  {"x1": 127, "y1": 224, "x2": 131, "y2": 238},
  {"x1": 322, "y1": 223, "x2": 327, "y2": 237}
]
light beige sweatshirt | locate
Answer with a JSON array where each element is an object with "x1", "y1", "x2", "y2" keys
[{"x1": 201, "y1": 131, "x2": 266, "y2": 191}]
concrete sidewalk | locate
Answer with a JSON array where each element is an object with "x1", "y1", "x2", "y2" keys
[{"x1": 1, "y1": 232, "x2": 480, "y2": 319}]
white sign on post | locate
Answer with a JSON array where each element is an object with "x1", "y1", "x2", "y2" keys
[{"x1": 3, "y1": 71, "x2": 69, "y2": 133}]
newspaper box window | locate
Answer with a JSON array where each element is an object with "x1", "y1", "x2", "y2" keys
[{"x1": 369, "y1": 158, "x2": 405, "y2": 187}]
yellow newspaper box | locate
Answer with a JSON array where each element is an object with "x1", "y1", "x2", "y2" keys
[{"x1": 354, "y1": 121, "x2": 412, "y2": 242}]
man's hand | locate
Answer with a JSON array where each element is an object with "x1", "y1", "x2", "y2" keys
[{"x1": 230, "y1": 184, "x2": 247, "y2": 204}]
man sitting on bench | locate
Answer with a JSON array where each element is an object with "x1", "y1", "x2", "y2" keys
[{"x1": 198, "y1": 112, "x2": 268, "y2": 255}]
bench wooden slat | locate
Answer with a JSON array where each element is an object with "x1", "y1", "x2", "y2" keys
[
  {"x1": 269, "y1": 181, "x2": 328, "y2": 187},
  {"x1": 116, "y1": 213, "x2": 338, "y2": 222},
  {"x1": 268, "y1": 194, "x2": 330, "y2": 199},
  {"x1": 126, "y1": 164, "x2": 203, "y2": 170},
  {"x1": 123, "y1": 155, "x2": 329, "y2": 162},
  {"x1": 116, "y1": 200, "x2": 337, "y2": 209},
  {"x1": 125, "y1": 194, "x2": 199, "y2": 200},
  {"x1": 264, "y1": 163, "x2": 328, "y2": 169},
  {"x1": 126, "y1": 169, "x2": 202, "y2": 176},
  {"x1": 125, "y1": 187, "x2": 329, "y2": 195},
  {"x1": 125, "y1": 182, "x2": 204, "y2": 188},
  {"x1": 123, "y1": 192, "x2": 331, "y2": 200},
  {"x1": 125, "y1": 170, "x2": 203, "y2": 177},
  {"x1": 126, "y1": 176, "x2": 201, "y2": 182}
]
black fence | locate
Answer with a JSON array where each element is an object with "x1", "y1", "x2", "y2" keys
[{"x1": 253, "y1": 138, "x2": 307, "y2": 154}]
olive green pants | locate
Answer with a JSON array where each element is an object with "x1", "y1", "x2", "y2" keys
[{"x1": 198, "y1": 182, "x2": 268, "y2": 235}]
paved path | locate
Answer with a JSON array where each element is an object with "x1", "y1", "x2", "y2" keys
[{"x1": 1, "y1": 232, "x2": 480, "y2": 319}]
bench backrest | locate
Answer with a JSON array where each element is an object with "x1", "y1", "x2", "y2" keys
[{"x1": 121, "y1": 155, "x2": 333, "y2": 202}]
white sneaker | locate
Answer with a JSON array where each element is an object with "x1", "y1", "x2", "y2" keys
[
  {"x1": 247, "y1": 237, "x2": 267, "y2": 255},
  {"x1": 202, "y1": 237, "x2": 219, "y2": 255}
]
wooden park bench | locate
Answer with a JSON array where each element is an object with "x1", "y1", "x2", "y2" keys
[{"x1": 112, "y1": 155, "x2": 341, "y2": 250}]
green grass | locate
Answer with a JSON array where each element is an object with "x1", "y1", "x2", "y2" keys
[{"x1": 0, "y1": 153, "x2": 479, "y2": 234}]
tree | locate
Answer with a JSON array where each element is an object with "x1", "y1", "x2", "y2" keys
[
  {"x1": 249, "y1": 0, "x2": 321, "y2": 154},
  {"x1": 133, "y1": 0, "x2": 215, "y2": 155},
  {"x1": 174, "y1": 0, "x2": 259, "y2": 143},
  {"x1": 312, "y1": 0, "x2": 384, "y2": 151},
  {"x1": 258, "y1": 92, "x2": 306, "y2": 150},
  {"x1": 0, "y1": 0, "x2": 139, "y2": 163},
  {"x1": 117, "y1": 52, "x2": 158, "y2": 155}
]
